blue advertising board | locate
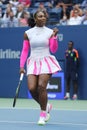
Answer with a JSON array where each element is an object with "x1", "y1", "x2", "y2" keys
[{"x1": 0, "y1": 26, "x2": 87, "y2": 99}]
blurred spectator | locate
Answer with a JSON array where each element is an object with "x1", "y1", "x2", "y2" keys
[
  {"x1": 1, "y1": 10, "x2": 19, "y2": 27},
  {"x1": 46, "y1": 2, "x2": 62, "y2": 25},
  {"x1": 2, "y1": 6, "x2": 12, "y2": 19},
  {"x1": 0, "y1": 0, "x2": 3, "y2": 5},
  {"x1": 57, "y1": 0, "x2": 73, "y2": 23},
  {"x1": 60, "y1": 2, "x2": 70, "y2": 21},
  {"x1": 0, "y1": 7, "x2": 3, "y2": 27},
  {"x1": 37, "y1": 2, "x2": 49, "y2": 17},
  {"x1": 37, "y1": 2, "x2": 47, "y2": 12},
  {"x1": 19, "y1": 10, "x2": 30, "y2": 26},
  {"x1": 7, "y1": 2, "x2": 18, "y2": 15},
  {"x1": 53, "y1": 2, "x2": 62, "y2": 13},
  {"x1": 49, "y1": 0, "x2": 58, "y2": 7},
  {"x1": 9, "y1": 0, "x2": 19, "y2": 15},
  {"x1": 0, "y1": 0, "x2": 87, "y2": 27},
  {"x1": 70, "y1": 4, "x2": 83, "y2": 17},
  {"x1": 59, "y1": 12, "x2": 68, "y2": 25},
  {"x1": 80, "y1": 0, "x2": 87, "y2": 9},
  {"x1": 9, "y1": 0, "x2": 19, "y2": 7},
  {"x1": 49, "y1": 2, "x2": 62, "y2": 20},
  {"x1": 82, "y1": 9, "x2": 87, "y2": 24},
  {"x1": 58, "y1": 0, "x2": 73, "y2": 7},
  {"x1": 0, "y1": 7, "x2": 3, "y2": 17},
  {"x1": 15, "y1": 4, "x2": 24, "y2": 19},
  {"x1": 1, "y1": 0, "x2": 9, "y2": 5},
  {"x1": 58, "y1": 0, "x2": 73, "y2": 17},
  {"x1": 18, "y1": 0, "x2": 31, "y2": 8},
  {"x1": 67, "y1": 8, "x2": 85, "y2": 25}
]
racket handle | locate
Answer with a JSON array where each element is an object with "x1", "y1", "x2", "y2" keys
[{"x1": 20, "y1": 73, "x2": 24, "y2": 81}]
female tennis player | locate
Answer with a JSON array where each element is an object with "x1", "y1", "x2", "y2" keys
[{"x1": 20, "y1": 10, "x2": 61, "y2": 125}]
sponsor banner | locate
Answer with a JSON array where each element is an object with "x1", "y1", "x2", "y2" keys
[{"x1": 0, "y1": 49, "x2": 20, "y2": 59}]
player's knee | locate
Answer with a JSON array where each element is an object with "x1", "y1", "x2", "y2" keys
[
  {"x1": 38, "y1": 83, "x2": 46, "y2": 93},
  {"x1": 28, "y1": 85, "x2": 36, "y2": 92}
]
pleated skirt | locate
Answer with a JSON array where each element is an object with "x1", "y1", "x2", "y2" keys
[{"x1": 26, "y1": 55, "x2": 62, "y2": 75}]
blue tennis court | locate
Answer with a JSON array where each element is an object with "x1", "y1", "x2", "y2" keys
[{"x1": 0, "y1": 99, "x2": 87, "y2": 130}]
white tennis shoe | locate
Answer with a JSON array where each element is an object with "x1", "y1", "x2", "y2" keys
[
  {"x1": 38, "y1": 116, "x2": 46, "y2": 125},
  {"x1": 38, "y1": 104, "x2": 52, "y2": 125},
  {"x1": 38, "y1": 111, "x2": 46, "y2": 125}
]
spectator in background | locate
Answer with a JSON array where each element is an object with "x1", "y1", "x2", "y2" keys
[
  {"x1": 15, "y1": 4, "x2": 24, "y2": 19},
  {"x1": 0, "y1": 7, "x2": 3, "y2": 17},
  {"x1": 52, "y1": 2, "x2": 62, "y2": 13},
  {"x1": 1, "y1": 6, "x2": 13, "y2": 27},
  {"x1": 18, "y1": 0, "x2": 31, "y2": 8},
  {"x1": 59, "y1": 1, "x2": 70, "y2": 25},
  {"x1": 80, "y1": 0, "x2": 87, "y2": 9},
  {"x1": 70, "y1": 4, "x2": 83, "y2": 17},
  {"x1": 9, "y1": 0, "x2": 19, "y2": 15},
  {"x1": 58, "y1": 0, "x2": 73, "y2": 18},
  {"x1": 7, "y1": 10, "x2": 19, "y2": 27},
  {"x1": 9, "y1": 0, "x2": 19, "y2": 7},
  {"x1": 0, "y1": 0, "x2": 3, "y2": 5},
  {"x1": 37, "y1": 2, "x2": 48, "y2": 18},
  {"x1": 59, "y1": 12, "x2": 68, "y2": 25},
  {"x1": 58, "y1": 0, "x2": 73, "y2": 8},
  {"x1": 64, "y1": 41, "x2": 79, "y2": 100},
  {"x1": 19, "y1": 10, "x2": 30, "y2": 26},
  {"x1": 67, "y1": 8, "x2": 85, "y2": 25},
  {"x1": 82, "y1": 9, "x2": 87, "y2": 25},
  {"x1": 47, "y1": 2, "x2": 62, "y2": 23},
  {"x1": 37, "y1": 2, "x2": 47, "y2": 12},
  {"x1": 0, "y1": 7, "x2": 3, "y2": 27},
  {"x1": 1, "y1": 0, "x2": 9, "y2": 5},
  {"x1": 45, "y1": 0, "x2": 58, "y2": 8},
  {"x1": 1, "y1": 10, "x2": 19, "y2": 27},
  {"x1": 2, "y1": 6, "x2": 12, "y2": 19}
]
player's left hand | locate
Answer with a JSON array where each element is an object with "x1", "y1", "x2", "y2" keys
[{"x1": 51, "y1": 28, "x2": 59, "y2": 37}]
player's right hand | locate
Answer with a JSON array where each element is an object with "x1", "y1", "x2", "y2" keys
[{"x1": 20, "y1": 68, "x2": 26, "y2": 74}]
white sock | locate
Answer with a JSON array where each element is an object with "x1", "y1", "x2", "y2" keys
[
  {"x1": 73, "y1": 94, "x2": 77, "y2": 97},
  {"x1": 66, "y1": 92, "x2": 70, "y2": 97},
  {"x1": 41, "y1": 110, "x2": 46, "y2": 113}
]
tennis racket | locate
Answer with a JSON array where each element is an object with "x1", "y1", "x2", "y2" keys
[{"x1": 13, "y1": 73, "x2": 24, "y2": 107}]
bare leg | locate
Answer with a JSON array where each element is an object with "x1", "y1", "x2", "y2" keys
[
  {"x1": 27, "y1": 74, "x2": 51, "y2": 111},
  {"x1": 38, "y1": 74, "x2": 51, "y2": 111},
  {"x1": 27, "y1": 75, "x2": 39, "y2": 104}
]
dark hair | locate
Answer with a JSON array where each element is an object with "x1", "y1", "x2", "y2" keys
[
  {"x1": 69, "y1": 41, "x2": 74, "y2": 45},
  {"x1": 28, "y1": 16, "x2": 36, "y2": 28},
  {"x1": 28, "y1": 10, "x2": 47, "y2": 28}
]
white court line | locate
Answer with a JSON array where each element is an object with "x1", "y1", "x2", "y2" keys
[
  {"x1": 0, "y1": 107, "x2": 87, "y2": 112},
  {"x1": 0, "y1": 120, "x2": 87, "y2": 127}
]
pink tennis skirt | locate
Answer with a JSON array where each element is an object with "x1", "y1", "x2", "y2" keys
[{"x1": 26, "y1": 55, "x2": 62, "y2": 75}]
